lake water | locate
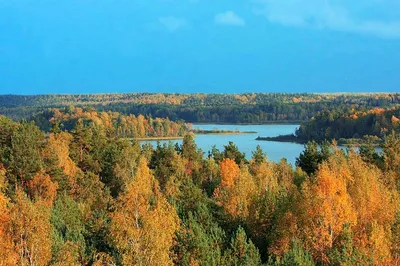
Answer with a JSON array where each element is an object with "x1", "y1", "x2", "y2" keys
[{"x1": 142, "y1": 124, "x2": 304, "y2": 166}]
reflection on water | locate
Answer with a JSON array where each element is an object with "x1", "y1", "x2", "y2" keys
[{"x1": 141, "y1": 124, "x2": 303, "y2": 166}]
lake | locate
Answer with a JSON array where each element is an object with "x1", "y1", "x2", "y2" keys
[{"x1": 142, "y1": 124, "x2": 304, "y2": 166}]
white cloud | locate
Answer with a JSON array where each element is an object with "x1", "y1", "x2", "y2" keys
[
  {"x1": 215, "y1": 11, "x2": 246, "y2": 26},
  {"x1": 252, "y1": 0, "x2": 400, "y2": 38},
  {"x1": 159, "y1": 16, "x2": 187, "y2": 32}
]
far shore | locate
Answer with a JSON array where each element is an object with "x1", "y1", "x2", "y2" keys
[
  {"x1": 126, "y1": 136, "x2": 186, "y2": 141},
  {"x1": 193, "y1": 129, "x2": 257, "y2": 135},
  {"x1": 256, "y1": 134, "x2": 383, "y2": 147},
  {"x1": 192, "y1": 121, "x2": 302, "y2": 125}
]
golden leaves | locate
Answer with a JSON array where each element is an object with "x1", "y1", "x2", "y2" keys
[
  {"x1": 28, "y1": 171, "x2": 58, "y2": 207},
  {"x1": 214, "y1": 159, "x2": 256, "y2": 219},
  {"x1": 110, "y1": 157, "x2": 179, "y2": 266}
]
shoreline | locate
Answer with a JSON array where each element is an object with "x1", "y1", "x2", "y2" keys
[
  {"x1": 192, "y1": 121, "x2": 302, "y2": 126},
  {"x1": 256, "y1": 134, "x2": 382, "y2": 147},
  {"x1": 256, "y1": 135, "x2": 306, "y2": 144},
  {"x1": 193, "y1": 130, "x2": 257, "y2": 135},
  {"x1": 127, "y1": 136, "x2": 186, "y2": 141}
]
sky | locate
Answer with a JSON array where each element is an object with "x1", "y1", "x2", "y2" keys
[{"x1": 0, "y1": 0, "x2": 399, "y2": 94}]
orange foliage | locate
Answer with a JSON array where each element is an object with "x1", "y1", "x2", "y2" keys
[
  {"x1": 350, "y1": 114, "x2": 359, "y2": 119},
  {"x1": 292, "y1": 97, "x2": 301, "y2": 103},
  {"x1": 214, "y1": 161, "x2": 256, "y2": 218},
  {"x1": 304, "y1": 161, "x2": 357, "y2": 262},
  {"x1": 346, "y1": 153, "x2": 396, "y2": 263},
  {"x1": 28, "y1": 171, "x2": 58, "y2": 206},
  {"x1": 9, "y1": 189, "x2": 52, "y2": 266},
  {"x1": 219, "y1": 158, "x2": 240, "y2": 187},
  {"x1": 278, "y1": 151, "x2": 399, "y2": 264},
  {"x1": 392, "y1": 115, "x2": 400, "y2": 125},
  {"x1": 0, "y1": 167, "x2": 18, "y2": 265},
  {"x1": 369, "y1": 107, "x2": 385, "y2": 115}
]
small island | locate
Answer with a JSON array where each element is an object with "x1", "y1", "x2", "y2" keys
[
  {"x1": 256, "y1": 134, "x2": 306, "y2": 144},
  {"x1": 256, "y1": 134, "x2": 383, "y2": 147},
  {"x1": 131, "y1": 136, "x2": 186, "y2": 141},
  {"x1": 193, "y1": 129, "x2": 257, "y2": 135}
]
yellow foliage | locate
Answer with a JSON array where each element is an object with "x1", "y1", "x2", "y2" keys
[
  {"x1": 219, "y1": 158, "x2": 240, "y2": 188},
  {"x1": 346, "y1": 153, "x2": 396, "y2": 262},
  {"x1": 28, "y1": 171, "x2": 58, "y2": 206},
  {"x1": 392, "y1": 115, "x2": 400, "y2": 125},
  {"x1": 9, "y1": 189, "x2": 52, "y2": 266},
  {"x1": 92, "y1": 252, "x2": 116, "y2": 266},
  {"x1": 0, "y1": 168, "x2": 18, "y2": 265},
  {"x1": 46, "y1": 132, "x2": 80, "y2": 189},
  {"x1": 110, "y1": 157, "x2": 180, "y2": 265},
  {"x1": 214, "y1": 161, "x2": 256, "y2": 219},
  {"x1": 286, "y1": 151, "x2": 398, "y2": 263},
  {"x1": 53, "y1": 241, "x2": 81, "y2": 266},
  {"x1": 301, "y1": 159, "x2": 357, "y2": 262}
]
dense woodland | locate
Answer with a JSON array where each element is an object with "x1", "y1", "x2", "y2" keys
[
  {"x1": 2, "y1": 93, "x2": 400, "y2": 123},
  {"x1": 0, "y1": 114, "x2": 400, "y2": 265},
  {"x1": 296, "y1": 106, "x2": 400, "y2": 143},
  {"x1": 30, "y1": 107, "x2": 190, "y2": 139}
]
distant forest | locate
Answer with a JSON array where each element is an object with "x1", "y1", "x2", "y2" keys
[
  {"x1": 296, "y1": 106, "x2": 400, "y2": 144},
  {"x1": 31, "y1": 107, "x2": 190, "y2": 139},
  {"x1": 1, "y1": 93, "x2": 400, "y2": 123}
]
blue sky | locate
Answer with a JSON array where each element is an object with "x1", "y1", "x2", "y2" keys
[{"x1": 0, "y1": 0, "x2": 399, "y2": 94}]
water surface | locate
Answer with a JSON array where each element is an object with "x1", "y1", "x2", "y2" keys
[{"x1": 142, "y1": 124, "x2": 303, "y2": 166}]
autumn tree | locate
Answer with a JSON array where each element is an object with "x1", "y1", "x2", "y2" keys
[
  {"x1": 44, "y1": 132, "x2": 81, "y2": 192},
  {"x1": 0, "y1": 166, "x2": 18, "y2": 265},
  {"x1": 52, "y1": 241, "x2": 81, "y2": 266},
  {"x1": 214, "y1": 159, "x2": 256, "y2": 219},
  {"x1": 346, "y1": 152, "x2": 396, "y2": 264},
  {"x1": 110, "y1": 157, "x2": 180, "y2": 265},
  {"x1": 9, "y1": 189, "x2": 53, "y2": 266},
  {"x1": 382, "y1": 132, "x2": 400, "y2": 189},
  {"x1": 298, "y1": 151, "x2": 357, "y2": 262},
  {"x1": 27, "y1": 171, "x2": 58, "y2": 206}
]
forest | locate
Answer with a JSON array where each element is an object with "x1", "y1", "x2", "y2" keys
[
  {"x1": 2, "y1": 93, "x2": 400, "y2": 123},
  {"x1": 30, "y1": 107, "x2": 190, "y2": 139},
  {"x1": 0, "y1": 112, "x2": 400, "y2": 265},
  {"x1": 295, "y1": 106, "x2": 400, "y2": 144}
]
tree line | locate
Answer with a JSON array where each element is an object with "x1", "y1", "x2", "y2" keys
[
  {"x1": 30, "y1": 107, "x2": 190, "y2": 139},
  {"x1": 0, "y1": 115, "x2": 399, "y2": 265},
  {"x1": 2, "y1": 93, "x2": 400, "y2": 123},
  {"x1": 296, "y1": 106, "x2": 400, "y2": 143}
]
